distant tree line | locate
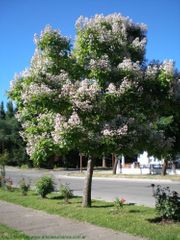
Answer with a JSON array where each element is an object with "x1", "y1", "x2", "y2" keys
[{"x1": 0, "y1": 101, "x2": 31, "y2": 167}]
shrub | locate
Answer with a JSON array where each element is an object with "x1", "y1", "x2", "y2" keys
[
  {"x1": 0, "y1": 176, "x2": 3, "y2": 187},
  {"x1": 19, "y1": 178, "x2": 30, "y2": 196},
  {"x1": 113, "y1": 197, "x2": 126, "y2": 213},
  {"x1": 5, "y1": 177, "x2": 13, "y2": 191},
  {"x1": 152, "y1": 184, "x2": 180, "y2": 221},
  {"x1": 59, "y1": 183, "x2": 73, "y2": 203},
  {"x1": 36, "y1": 176, "x2": 54, "y2": 198}
]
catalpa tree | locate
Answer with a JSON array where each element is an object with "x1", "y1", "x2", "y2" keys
[{"x1": 9, "y1": 14, "x2": 178, "y2": 207}]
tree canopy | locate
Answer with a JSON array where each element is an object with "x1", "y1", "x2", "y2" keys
[{"x1": 8, "y1": 13, "x2": 180, "y2": 206}]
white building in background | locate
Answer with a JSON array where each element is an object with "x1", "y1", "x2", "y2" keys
[
  {"x1": 116, "y1": 151, "x2": 180, "y2": 175},
  {"x1": 137, "y1": 151, "x2": 162, "y2": 166}
]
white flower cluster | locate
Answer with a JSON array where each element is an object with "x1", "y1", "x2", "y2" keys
[
  {"x1": 46, "y1": 70, "x2": 69, "y2": 84},
  {"x1": 146, "y1": 60, "x2": 174, "y2": 79},
  {"x1": 30, "y1": 49, "x2": 54, "y2": 75},
  {"x1": 68, "y1": 111, "x2": 81, "y2": 126},
  {"x1": 146, "y1": 64, "x2": 159, "y2": 78},
  {"x1": 22, "y1": 83, "x2": 53, "y2": 103},
  {"x1": 76, "y1": 79, "x2": 100, "y2": 97},
  {"x1": 107, "y1": 77, "x2": 132, "y2": 96},
  {"x1": 10, "y1": 69, "x2": 31, "y2": 91},
  {"x1": 34, "y1": 24, "x2": 69, "y2": 47},
  {"x1": 36, "y1": 112, "x2": 55, "y2": 129},
  {"x1": 118, "y1": 58, "x2": 141, "y2": 73},
  {"x1": 26, "y1": 132, "x2": 50, "y2": 156},
  {"x1": 52, "y1": 112, "x2": 82, "y2": 144},
  {"x1": 70, "y1": 79, "x2": 100, "y2": 111},
  {"x1": 160, "y1": 60, "x2": 174, "y2": 75},
  {"x1": 102, "y1": 124, "x2": 128, "y2": 137},
  {"x1": 131, "y1": 37, "x2": 146, "y2": 51},
  {"x1": 76, "y1": 13, "x2": 147, "y2": 33},
  {"x1": 60, "y1": 80, "x2": 76, "y2": 97},
  {"x1": 76, "y1": 13, "x2": 147, "y2": 44},
  {"x1": 89, "y1": 55, "x2": 111, "y2": 71}
]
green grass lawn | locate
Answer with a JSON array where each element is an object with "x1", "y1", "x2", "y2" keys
[
  {"x1": 0, "y1": 223, "x2": 29, "y2": 240},
  {"x1": 0, "y1": 188, "x2": 179, "y2": 240}
]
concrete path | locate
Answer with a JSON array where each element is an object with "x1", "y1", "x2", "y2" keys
[{"x1": 0, "y1": 200, "x2": 146, "y2": 240}]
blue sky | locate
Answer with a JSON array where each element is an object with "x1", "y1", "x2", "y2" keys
[{"x1": 0, "y1": 0, "x2": 180, "y2": 106}]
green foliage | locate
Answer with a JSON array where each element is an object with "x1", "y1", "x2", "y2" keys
[
  {"x1": 0, "y1": 224, "x2": 30, "y2": 239},
  {"x1": 5, "y1": 177, "x2": 13, "y2": 191},
  {"x1": 113, "y1": 197, "x2": 126, "y2": 213},
  {"x1": 152, "y1": 185, "x2": 180, "y2": 221},
  {"x1": 19, "y1": 178, "x2": 30, "y2": 196},
  {"x1": 35, "y1": 176, "x2": 54, "y2": 198},
  {"x1": 59, "y1": 183, "x2": 73, "y2": 203},
  {"x1": 0, "y1": 101, "x2": 5, "y2": 119},
  {"x1": 6, "y1": 101, "x2": 15, "y2": 118},
  {"x1": 0, "y1": 101, "x2": 30, "y2": 167}
]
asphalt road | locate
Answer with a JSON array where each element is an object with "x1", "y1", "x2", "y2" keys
[{"x1": 5, "y1": 167, "x2": 180, "y2": 207}]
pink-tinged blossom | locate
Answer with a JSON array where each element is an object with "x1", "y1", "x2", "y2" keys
[
  {"x1": 107, "y1": 78, "x2": 132, "y2": 96},
  {"x1": 68, "y1": 111, "x2": 81, "y2": 126},
  {"x1": 161, "y1": 60, "x2": 174, "y2": 75},
  {"x1": 54, "y1": 113, "x2": 66, "y2": 129},
  {"x1": 46, "y1": 71, "x2": 69, "y2": 84},
  {"x1": 146, "y1": 64, "x2": 159, "y2": 78},
  {"x1": 71, "y1": 99, "x2": 93, "y2": 111},
  {"x1": 76, "y1": 79, "x2": 100, "y2": 98},
  {"x1": 89, "y1": 55, "x2": 111, "y2": 71},
  {"x1": 61, "y1": 80, "x2": 75, "y2": 97},
  {"x1": 75, "y1": 13, "x2": 146, "y2": 45},
  {"x1": 10, "y1": 74, "x2": 20, "y2": 91},
  {"x1": 30, "y1": 49, "x2": 54, "y2": 75},
  {"x1": 26, "y1": 132, "x2": 50, "y2": 156},
  {"x1": 10, "y1": 69, "x2": 30, "y2": 91},
  {"x1": 116, "y1": 124, "x2": 128, "y2": 136},
  {"x1": 107, "y1": 83, "x2": 117, "y2": 94},
  {"x1": 52, "y1": 113, "x2": 66, "y2": 143},
  {"x1": 118, "y1": 58, "x2": 141, "y2": 73},
  {"x1": 131, "y1": 37, "x2": 147, "y2": 50},
  {"x1": 102, "y1": 124, "x2": 128, "y2": 137},
  {"x1": 22, "y1": 83, "x2": 52, "y2": 103},
  {"x1": 119, "y1": 77, "x2": 132, "y2": 94}
]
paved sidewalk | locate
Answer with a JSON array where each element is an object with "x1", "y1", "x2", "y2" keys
[{"x1": 0, "y1": 200, "x2": 146, "y2": 240}]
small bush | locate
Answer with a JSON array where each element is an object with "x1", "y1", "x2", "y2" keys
[
  {"x1": 5, "y1": 177, "x2": 13, "y2": 191},
  {"x1": 152, "y1": 185, "x2": 180, "y2": 221},
  {"x1": 113, "y1": 197, "x2": 126, "y2": 213},
  {"x1": 59, "y1": 183, "x2": 73, "y2": 203},
  {"x1": 36, "y1": 176, "x2": 54, "y2": 198},
  {"x1": 19, "y1": 178, "x2": 30, "y2": 196}
]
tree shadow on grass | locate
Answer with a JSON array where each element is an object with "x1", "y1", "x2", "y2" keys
[
  {"x1": 128, "y1": 209, "x2": 141, "y2": 213},
  {"x1": 49, "y1": 195, "x2": 63, "y2": 200},
  {"x1": 147, "y1": 217, "x2": 178, "y2": 224},
  {"x1": 127, "y1": 203, "x2": 136, "y2": 206},
  {"x1": 92, "y1": 204, "x2": 114, "y2": 209}
]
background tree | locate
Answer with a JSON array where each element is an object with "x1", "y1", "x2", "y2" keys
[
  {"x1": 0, "y1": 102, "x2": 5, "y2": 119},
  {"x1": 0, "y1": 101, "x2": 29, "y2": 167}
]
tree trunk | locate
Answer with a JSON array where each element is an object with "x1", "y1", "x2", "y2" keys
[
  {"x1": 162, "y1": 159, "x2": 168, "y2": 176},
  {"x1": 102, "y1": 155, "x2": 106, "y2": 168},
  {"x1": 113, "y1": 155, "x2": 118, "y2": 175},
  {"x1": 82, "y1": 157, "x2": 94, "y2": 208},
  {"x1": 79, "y1": 153, "x2": 83, "y2": 172},
  {"x1": 0, "y1": 164, "x2": 6, "y2": 188},
  {"x1": 112, "y1": 153, "x2": 115, "y2": 168}
]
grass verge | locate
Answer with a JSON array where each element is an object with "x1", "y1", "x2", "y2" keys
[
  {"x1": 67, "y1": 170, "x2": 180, "y2": 181},
  {"x1": 0, "y1": 223, "x2": 29, "y2": 239},
  {"x1": 0, "y1": 188, "x2": 179, "y2": 240}
]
